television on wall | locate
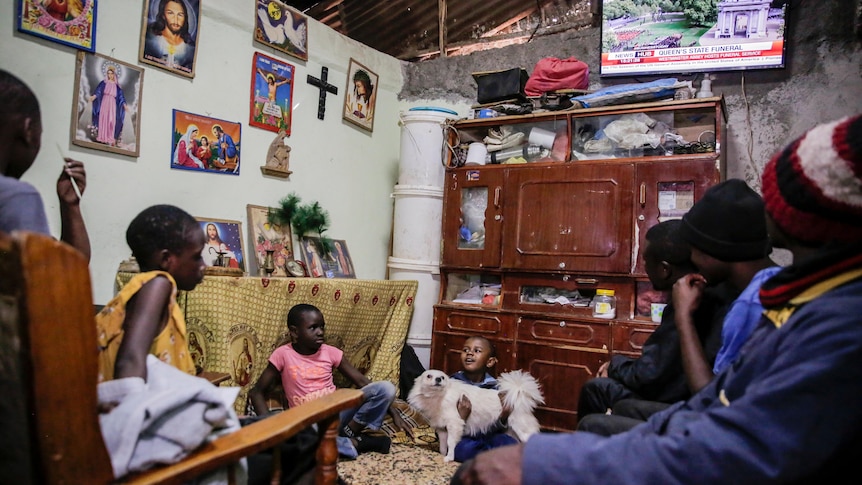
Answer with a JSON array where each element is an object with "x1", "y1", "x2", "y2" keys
[{"x1": 600, "y1": 1, "x2": 789, "y2": 78}]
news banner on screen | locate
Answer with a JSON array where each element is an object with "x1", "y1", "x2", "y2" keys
[{"x1": 600, "y1": 2, "x2": 788, "y2": 77}]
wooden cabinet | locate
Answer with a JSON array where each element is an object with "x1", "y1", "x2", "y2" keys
[{"x1": 431, "y1": 97, "x2": 726, "y2": 430}]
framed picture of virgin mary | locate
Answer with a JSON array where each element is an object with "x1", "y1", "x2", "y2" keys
[{"x1": 70, "y1": 51, "x2": 144, "y2": 157}]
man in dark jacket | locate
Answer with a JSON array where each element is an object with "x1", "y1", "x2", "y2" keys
[{"x1": 576, "y1": 219, "x2": 736, "y2": 425}]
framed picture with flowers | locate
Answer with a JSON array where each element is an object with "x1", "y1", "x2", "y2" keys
[
  {"x1": 17, "y1": 0, "x2": 98, "y2": 52},
  {"x1": 246, "y1": 204, "x2": 294, "y2": 277}
]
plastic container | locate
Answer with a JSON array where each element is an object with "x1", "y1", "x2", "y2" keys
[
  {"x1": 592, "y1": 289, "x2": 616, "y2": 319},
  {"x1": 398, "y1": 108, "x2": 459, "y2": 187},
  {"x1": 391, "y1": 185, "x2": 444, "y2": 264},
  {"x1": 387, "y1": 256, "x2": 441, "y2": 368}
]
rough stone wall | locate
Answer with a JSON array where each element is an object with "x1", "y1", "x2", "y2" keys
[{"x1": 400, "y1": 0, "x2": 862, "y2": 189}]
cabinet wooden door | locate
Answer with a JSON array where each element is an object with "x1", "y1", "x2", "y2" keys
[
  {"x1": 611, "y1": 321, "x2": 658, "y2": 358},
  {"x1": 502, "y1": 163, "x2": 635, "y2": 273},
  {"x1": 441, "y1": 168, "x2": 505, "y2": 268},
  {"x1": 632, "y1": 158, "x2": 721, "y2": 275},
  {"x1": 516, "y1": 315, "x2": 610, "y2": 431},
  {"x1": 431, "y1": 306, "x2": 515, "y2": 372}
]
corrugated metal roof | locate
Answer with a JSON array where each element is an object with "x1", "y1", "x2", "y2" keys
[{"x1": 285, "y1": 0, "x2": 598, "y2": 61}]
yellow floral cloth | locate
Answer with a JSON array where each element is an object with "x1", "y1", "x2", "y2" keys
[{"x1": 116, "y1": 273, "x2": 418, "y2": 414}]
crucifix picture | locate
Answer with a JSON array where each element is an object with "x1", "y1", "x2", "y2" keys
[
  {"x1": 250, "y1": 51, "x2": 294, "y2": 134},
  {"x1": 306, "y1": 66, "x2": 338, "y2": 120}
]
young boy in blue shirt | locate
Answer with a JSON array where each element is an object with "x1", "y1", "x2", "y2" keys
[{"x1": 450, "y1": 335, "x2": 516, "y2": 462}]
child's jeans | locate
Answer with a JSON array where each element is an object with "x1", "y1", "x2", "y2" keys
[{"x1": 336, "y1": 380, "x2": 396, "y2": 458}]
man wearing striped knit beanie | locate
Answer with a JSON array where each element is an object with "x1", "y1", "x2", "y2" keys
[{"x1": 451, "y1": 115, "x2": 862, "y2": 485}]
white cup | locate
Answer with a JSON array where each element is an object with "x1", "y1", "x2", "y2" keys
[
  {"x1": 465, "y1": 142, "x2": 488, "y2": 166},
  {"x1": 528, "y1": 127, "x2": 556, "y2": 150},
  {"x1": 651, "y1": 303, "x2": 667, "y2": 323}
]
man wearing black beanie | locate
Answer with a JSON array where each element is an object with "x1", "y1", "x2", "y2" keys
[
  {"x1": 577, "y1": 180, "x2": 776, "y2": 429},
  {"x1": 673, "y1": 179, "x2": 779, "y2": 393}
]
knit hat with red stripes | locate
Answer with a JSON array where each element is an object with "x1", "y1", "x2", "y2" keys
[{"x1": 761, "y1": 114, "x2": 862, "y2": 244}]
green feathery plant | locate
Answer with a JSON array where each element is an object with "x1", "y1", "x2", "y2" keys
[{"x1": 268, "y1": 193, "x2": 334, "y2": 256}]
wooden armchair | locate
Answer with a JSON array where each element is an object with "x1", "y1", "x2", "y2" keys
[{"x1": 0, "y1": 231, "x2": 363, "y2": 484}]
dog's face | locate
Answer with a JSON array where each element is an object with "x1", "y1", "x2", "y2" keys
[{"x1": 411, "y1": 369, "x2": 450, "y2": 398}]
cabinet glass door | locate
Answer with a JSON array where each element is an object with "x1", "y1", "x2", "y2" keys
[
  {"x1": 441, "y1": 168, "x2": 504, "y2": 268},
  {"x1": 633, "y1": 159, "x2": 721, "y2": 275}
]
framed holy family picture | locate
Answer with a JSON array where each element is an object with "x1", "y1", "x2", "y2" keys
[
  {"x1": 249, "y1": 51, "x2": 295, "y2": 134},
  {"x1": 139, "y1": 0, "x2": 201, "y2": 78},
  {"x1": 17, "y1": 0, "x2": 98, "y2": 52},
  {"x1": 343, "y1": 58, "x2": 377, "y2": 133},
  {"x1": 171, "y1": 109, "x2": 241, "y2": 175},
  {"x1": 70, "y1": 52, "x2": 144, "y2": 157}
]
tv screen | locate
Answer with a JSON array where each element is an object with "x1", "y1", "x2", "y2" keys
[{"x1": 600, "y1": 1, "x2": 788, "y2": 77}]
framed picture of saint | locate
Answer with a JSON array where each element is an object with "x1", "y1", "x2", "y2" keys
[
  {"x1": 342, "y1": 58, "x2": 378, "y2": 133},
  {"x1": 139, "y1": 0, "x2": 201, "y2": 78},
  {"x1": 249, "y1": 52, "x2": 295, "y2": 134},
  {"x1": 70, "y1": 52, "x2": 144, "y2": 157}
]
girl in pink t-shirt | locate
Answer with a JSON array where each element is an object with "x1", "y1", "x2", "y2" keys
[{"x1": 249, "y1": 304, "x2": 413, "y2": 459}]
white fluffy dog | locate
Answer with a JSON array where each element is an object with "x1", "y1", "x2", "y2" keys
[{"x1": 407, "y1": 369, "x2": 544, "y2": 462}]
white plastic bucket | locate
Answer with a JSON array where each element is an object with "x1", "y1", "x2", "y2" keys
[
  {"x1": 399, "y1": 108, "x2": 457, "y2": 187},
  {"x1": 391, "y1": 185, "x2": 443, "y2": 264},
  {"x1": 387, "y1": 256, "x2": 440, "y2": 368}
]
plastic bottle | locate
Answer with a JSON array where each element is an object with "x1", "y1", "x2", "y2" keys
[
  {"x1": 592, "y1": 289, "x2": 616, "y2": 319},
  {"x1": 486, "y1": 144, "x2": 548, "y2": 164}
]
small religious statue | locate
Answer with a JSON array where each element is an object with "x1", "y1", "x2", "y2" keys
[{"x1": 260, "y1": 129, "x2": 292, "y2": 178}]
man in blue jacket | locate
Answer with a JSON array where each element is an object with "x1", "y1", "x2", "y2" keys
[{"x1": 452, "y1": 114, "x2": 862, "y2": 485}]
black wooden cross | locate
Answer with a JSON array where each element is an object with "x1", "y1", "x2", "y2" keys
[{"x1": 306, "y1": 66, "x2": 338, "y2": 120}]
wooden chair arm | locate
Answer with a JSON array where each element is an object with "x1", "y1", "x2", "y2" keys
[
  {"x1": 197, "y1": 371, "x2": 232, "y2": 386},
  {"x1": 121, "y1": 388, "x2": 364, "y2": 485}
]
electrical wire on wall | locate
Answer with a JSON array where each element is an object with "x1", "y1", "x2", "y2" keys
[{"x1": 740, "y1": 71, "x2": 760, "y2": 189}]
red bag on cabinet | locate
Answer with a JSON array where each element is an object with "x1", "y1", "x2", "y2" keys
[{"x1": 525, "y1": 57, "x2": 590, "y2": 96}]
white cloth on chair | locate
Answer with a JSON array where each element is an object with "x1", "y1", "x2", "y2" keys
[{"x1": 98, "y1": 355, "x2": 245, "y2": 483}]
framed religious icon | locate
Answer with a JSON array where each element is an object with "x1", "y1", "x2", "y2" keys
[
  {"x1": 70, "y1": 52, "x2": 144, "y2": 157},
  {"x1": 196, "y1": 217, "x2": 246, "y2": 275},
  {"x1": 249, "y1": 52, "x2": 295, "y2": 134},
  {"x1": 328, "y1": 239, "x2": 355, "y2": 278},
  {"x1": 299, "y1": 236, "x2": 354, "y2": 278},
  {"x1": 17, "y1": 0, "x2": 97, "y2": 52},
  {"x1": 139, "y1": 0, "x2": 201, "y2": 78},
  {"x1": 246, "y1": 204, "x2": 294, "y2": 277},
  {"x1": 171, "y1": 109, "x2": 241, "y2": 175},
  {"x1": 253, "y1": 0, "x2": 308, "y2": 62},
  {"x1": 342, "y1": 58, "x2": 377, "y2": 133}
]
